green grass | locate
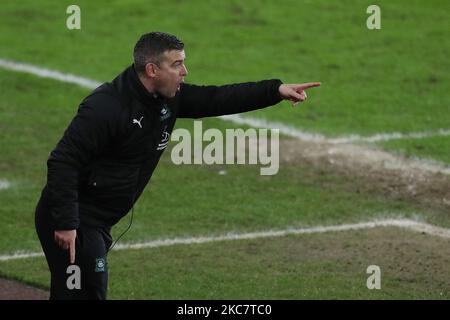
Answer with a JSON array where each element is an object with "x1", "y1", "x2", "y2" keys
[
  {"x1": 1, "y1": 0, "x2": 449, "y2": 299},
  {"x1": 380, "y1": 136, "x2": 450, "y2": 165},
  {"x1": 0, "y1": 0, "x2": 449, "y2": 138}
]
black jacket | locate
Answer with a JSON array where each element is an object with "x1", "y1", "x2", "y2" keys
[{"x1": 41, "y1": 65, "x2": 283, "y2": 229}]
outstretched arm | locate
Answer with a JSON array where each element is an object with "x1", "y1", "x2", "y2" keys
[{"x1": 177, "y1": 80, "x2": 320, "y2": 118}]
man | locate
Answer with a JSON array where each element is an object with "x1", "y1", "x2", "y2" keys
[{"x1": 35, "y1": 32, "x2": 320, "y2": 299}]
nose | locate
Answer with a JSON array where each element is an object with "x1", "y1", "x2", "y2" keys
[{"x1": 181, "y1": 64, "x2": 188, "y2": 77}]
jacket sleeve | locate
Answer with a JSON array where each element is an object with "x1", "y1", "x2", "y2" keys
[
  {"x1": 177, "y1": 79, "x2": 283, "y2": 118},
  {"x1": 46, "y1": 92, "x2": 123, "y2": 230}
]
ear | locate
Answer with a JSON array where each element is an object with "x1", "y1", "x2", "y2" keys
[{"x1": 145, "y1": 63, "x2": 158, "y2": 78}]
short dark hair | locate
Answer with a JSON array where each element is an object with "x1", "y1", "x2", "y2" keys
[{"x1": 133, "y1": 32, "x2": 184, "y2": 74}]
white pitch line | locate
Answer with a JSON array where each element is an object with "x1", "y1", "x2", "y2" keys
[
  {"x1": 328, "y1": 129, "x2": 450, "y2": 144},
  {"x1": 0, "y1": 179, "x2": 11, "y2": 190},
  {"x1": 0, "y1": 58, "x2": 101, "y2": 89},
  {"x1": 0, "y1": 252, "x2": 44, "y2": 261},
  {"x1": 221, "y1": 115, "x2": 450, "y2": 144},
  {"x1": 220, "y1": 114, "x2": 329, "y2": 143},
  {"x1": 0, "y1": 58, "x2": 449, "y2": 144},
  {"x1": 1, "y1": 219, "x2": 450, "y2": 262}
]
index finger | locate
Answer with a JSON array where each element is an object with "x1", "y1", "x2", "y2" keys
[
  {"x1": 296, "y1": 82, "x2": 321, "y2": 90},
  {"x1": 69, "y1": 240, "x2": 76, "y2": 264}
]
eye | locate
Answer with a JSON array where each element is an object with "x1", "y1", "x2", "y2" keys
[{"x1": 173, "y1": 61, "x2": 185, "y2": 68}]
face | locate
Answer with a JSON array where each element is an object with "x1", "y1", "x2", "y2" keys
[{"x1": 152, "y1": 49, "x2": 188, "y2": 98}]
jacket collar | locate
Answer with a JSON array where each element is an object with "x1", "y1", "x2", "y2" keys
[{"x1": 127, "y1": 64, "x2": 166, "y2": 107}]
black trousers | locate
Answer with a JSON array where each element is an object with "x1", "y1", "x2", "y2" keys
[{"x1": 35, "y1": 196, "x2": 112, "y2": 300}]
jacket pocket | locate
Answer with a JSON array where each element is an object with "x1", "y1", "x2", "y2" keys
[{"x1": 85, "y1": 163, "x2": 140, "y2": 211}]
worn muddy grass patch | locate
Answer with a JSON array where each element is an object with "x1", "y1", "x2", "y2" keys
[
  {"x1": 0, "y1": 278, "x2": 48, "y2": 300},
  {"x1": 279, "y1": 138, "x2": 450, "y2": 227}
]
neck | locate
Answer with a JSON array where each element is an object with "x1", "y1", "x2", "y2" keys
[{"x1": 137, "y1": 73, "x2": 159, "y2": 98}]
